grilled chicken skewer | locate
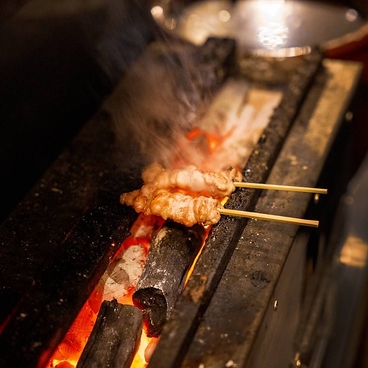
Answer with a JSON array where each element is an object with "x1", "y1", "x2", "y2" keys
[
  {"x1": 121, "y1": 187, "x2": 319, "y2": 228},
  {"x1": 121, "y1": 187, "x2": 220, "y2": 227},
  {"x1": 120, "y1": 164, "x2": 325, "y2": 227}
]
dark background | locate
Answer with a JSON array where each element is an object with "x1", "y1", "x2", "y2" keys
[{"x1": 0, "y1": 0, "x2": 154, "y2": 223}]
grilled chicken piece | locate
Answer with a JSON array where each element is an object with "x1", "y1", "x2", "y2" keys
[
  {"x1": 141, "y1": 163, "x2": 241, "y2": 198},
  {"x1": 121, "y1": 188, "x2": 220, "y2": 227},
  {"x1": 149, "y1": 189, "x2": 220, "y2": 227},
  {"x1": 120, "y1": 163, "x2": 240, "y2": 226}
]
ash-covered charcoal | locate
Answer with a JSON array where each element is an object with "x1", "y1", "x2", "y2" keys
[
  {"x1": 133, "y1": 222, "x2": 205, "y2": 337},
  {"x1": 77, "y1": 300, "x2": 142, "y2": 368},
  {"x1": 99, "y1": 243, "x2": 147, "y2": 302},
  {"x1": 106, "y1": 37, "x2": 236, "y2": 170},
  {"x1": 192, "y1": 37, "x2": 236, "y2": 102}
]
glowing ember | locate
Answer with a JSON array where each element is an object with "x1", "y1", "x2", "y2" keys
[
  {"x1": 48, "y1": 215, "x2": 163, "y2": 368},
  {"x1": 130, "y1": 333, "x2": 158, "y2": 367},
  {"x1": 49, "y1": 289, "x2": 102, "y2": 367}
]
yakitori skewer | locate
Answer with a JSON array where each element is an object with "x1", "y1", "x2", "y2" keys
[
  {"x1": 120, "y1": 164, "x2": 326, "y2": 227},
  {"x1": 218, "y1": 208, "x2": 319, "y2": 228},
  {"x1": 234, "y1": 182, "x2": 327, "y2": 194}
]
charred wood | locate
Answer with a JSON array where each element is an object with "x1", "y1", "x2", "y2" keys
[
  {"x1": 133, "y1": 222, "x2": 205, "y2": 337},
  {"x1": 77, "y1": 300, "x2": 143, "y2": 368}
]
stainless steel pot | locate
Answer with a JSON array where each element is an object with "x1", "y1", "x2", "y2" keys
[
  {"x1": 151, "y1": 0, "x2": 368, "y2": 55},
  {"x1": 150, "y1": 0, "x2": 368, "y2": 82}
]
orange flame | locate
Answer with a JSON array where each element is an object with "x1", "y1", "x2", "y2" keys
[
  {"x1": 48, "y1": 288, "x2": 102, "y2": 367},
  {"x1": 47, "y1": 216, "x2": 164, "y2": 368},
  {"x1": 186, "y1": 127, "x2": 235, "y2": 154}
]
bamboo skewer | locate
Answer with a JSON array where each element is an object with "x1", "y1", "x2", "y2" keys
[
  {"x1": 218, "y1": 208, "x2": 319, "y2": 228},
  {"x1": 223, "y1": 182, "x2": 327, "y2": 227},
  {"x1": 234, "y1": 182, "x2": 327, "y2": 194}
]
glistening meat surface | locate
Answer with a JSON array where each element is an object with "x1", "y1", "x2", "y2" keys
[
  {"x1": 121, "y1": 188, "x2": 220, "y2": 227},
  {"x1": 141, "y1": 163, "x2": 241, "y2": 197},
  {"x1": 120, "y1": 164, "x2": 241, "y2": 227}
]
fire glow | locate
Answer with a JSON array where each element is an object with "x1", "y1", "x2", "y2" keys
[
  {"x1": 48, "y1": 215, "x2": 162, "y2": 368},
  {"x1": 46, "y1": 78, "x2": 281, "y2": 368}
]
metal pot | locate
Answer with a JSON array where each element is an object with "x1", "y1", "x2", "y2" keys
[{"x1": 151, "y1": 0, "x2": 367, "y2": 53}]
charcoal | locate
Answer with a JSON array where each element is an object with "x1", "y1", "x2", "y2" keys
[
  {"x1": 133, "y1": 222, "x2": 205, "y2": 337},
  {"x1": 77, "y1": 300, "x2": 142, "y2": 368}
]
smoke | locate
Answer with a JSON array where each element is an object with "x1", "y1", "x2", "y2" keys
[
  {"x1": 105, "y1": 38, "x2": 235, "y2": 173},
  {"x1": 90, "y1": 0, "x2": 154, "y2": 85},
  {"x1": 72, "y1": 0, "x2": 236, "y2": 174}
]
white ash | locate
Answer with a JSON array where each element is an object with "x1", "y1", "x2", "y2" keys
[
  {"x1": 130, "y1": 213, "x2": 160, "y2": 239},
  {"x1": 99, "y1": 244, "x2": 146, "y2": 302},
  {"x1": 172, "y1": 79, "x2": 282, "y2": 171}
]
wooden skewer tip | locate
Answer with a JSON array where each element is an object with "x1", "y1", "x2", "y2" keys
[
  {"x1": 234, "y1": 182, "x2": 327, "y2": 195},
  {"x1": 218, "y1": 208, "x2": 319, "y2": 228}
]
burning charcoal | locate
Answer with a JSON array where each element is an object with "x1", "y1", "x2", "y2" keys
[
  {"x1": 133, "y1": 222, "x2": 205, "y2": 337},
  {"x1": 77, "y1": 300, "x2": 142, "y2": 368}
]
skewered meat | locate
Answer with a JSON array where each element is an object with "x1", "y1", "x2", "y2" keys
[
  {"x1": 141, "y1": 163, "x2": 242, "y2": 197},
  {"x1": 120, "y1": 183, "x2": 157, "y2": 214},
  {"x1": 150, "y1": 190, "x2": 220, "y2": 227},
  {"x1": 121, "y1": 188, "x2": 220, "y2": 227},
  {"x1": 120, "y1": 164, "x2": 241, "y2": 227}
]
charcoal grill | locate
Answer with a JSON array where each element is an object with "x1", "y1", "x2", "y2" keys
[{"x1": 0, "y1": 2, "x2": 365, "y2": 368}]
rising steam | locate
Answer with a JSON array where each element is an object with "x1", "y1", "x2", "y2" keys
[{"x1": 105, "y1": 39, "x2": 231, "y2": 173}]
